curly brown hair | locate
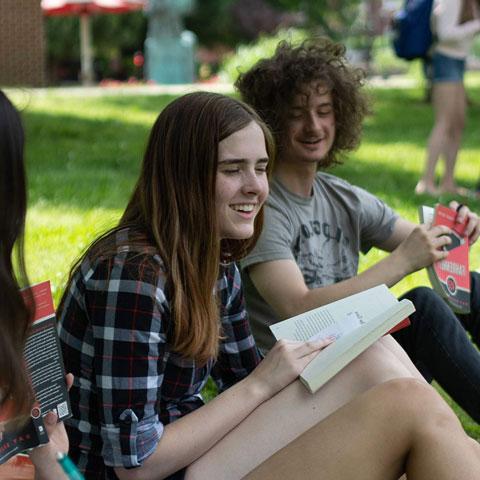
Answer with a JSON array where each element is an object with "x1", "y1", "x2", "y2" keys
[{"x1": 235, "y1": 37, "x2": 370, "y2": 168}]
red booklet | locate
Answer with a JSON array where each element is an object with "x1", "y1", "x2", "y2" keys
[
  {"x1": 420, "y1": 205, "x2": 470, "y2": 314},
  {"x1": 0, "y1": 281, "x2": 71, "y2": 465}
]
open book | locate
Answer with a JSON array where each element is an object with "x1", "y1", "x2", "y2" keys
[
  {"x1": 269, "y1": 285, "x2": 415, "y2": 394},
  {"x1": 419, "y1": 204, "x2": 470, "y2": 314},
  {"x1": 0, "y1": 281, "x2": 71, "y2": 465}
]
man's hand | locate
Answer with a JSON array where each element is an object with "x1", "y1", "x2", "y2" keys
[
  {"x1": 449, "y1": 201, "x2": 480, "y2": 245},
  {"x1": 394, "y1": 224, "x2": 452, "y2": 274}
]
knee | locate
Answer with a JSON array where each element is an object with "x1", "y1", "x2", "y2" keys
[
  {"x1": 403, "y1": 287, "x2": 448, "y2": 320},
  {"x1": 381, "y1": 378, "x2": 437, "y2": 405},
  {"x1": 403, "y1": 286, "x2": 437, "y2": 304},
  {"x1": 348, "y1": 340, "x2": 413, "y2": 387},
  {"x1": 374, "y1": 378, "x2": 458, "y2": 428},
  {"x1": 444, "y1": 111, "x2": 464, "y2": 134}
]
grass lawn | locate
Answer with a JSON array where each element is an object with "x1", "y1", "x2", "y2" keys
[{"x1": 7, "y1": 75, "x2": 480, "y2": 440}]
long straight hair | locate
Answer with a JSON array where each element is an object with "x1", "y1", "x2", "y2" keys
[
  {"x1": 0, "y1": 91, "x2": 33, "y2": 420},
  {"x1": 70, "y1": 93, "x2": 274, "y2": 363}
]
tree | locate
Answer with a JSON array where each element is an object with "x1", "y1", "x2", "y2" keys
[
  {"x1": 263, "y1": 0, "x2": 362, "y2": 39},
  {"x1": 45, "y1": 12, "x2": 147, "y2": 82},
  {"x1": 185, "y1": 0, "x2": 301, "y2": 46}
]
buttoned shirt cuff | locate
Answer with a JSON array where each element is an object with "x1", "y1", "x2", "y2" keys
[{"x1": 101, "y1": 409, "x2": 164, "y2": 468}]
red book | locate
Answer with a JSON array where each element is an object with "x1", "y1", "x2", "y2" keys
[
  {"x1": 0, "y1": 281, "x2": 71, "y2": 465},
  {"x1": 420, "y1": 205, "x2": 470, "y2": 314}
]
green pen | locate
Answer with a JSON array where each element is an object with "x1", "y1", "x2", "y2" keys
[{"x1": 56, "y1": 452, "x2": 85, "y2": 480}]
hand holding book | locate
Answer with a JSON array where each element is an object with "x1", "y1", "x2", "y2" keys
[
  {"x1": 393, "y1": 222, "x2": 451, "y2": 274},
  {"x1": 27, "y1": 374, "x2": 74, "y2": 479},
  {"x1": 250, "y1": 337, "x2": 335, "y2": 400},
  {"x1": 269, "y1": 285, "x2": 414, "y2": 394},
  {"x1": 450, "y1": 201, "x2": 480, "y2": 246},
  {"x1": 419, "y1": 204, "x2": 471, "y2": 313},
  {"x1": 0, "y1": 281, "x2": 72, "y2": 465}
]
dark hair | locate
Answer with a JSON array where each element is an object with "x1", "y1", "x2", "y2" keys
[
  {"x1": 0, "y1": 90, "x2": 34, "y2": 421},
  {"x1": 235, "y1": 37, "x2": 370, "y2": 168},
  {"x1": 66, "y1": 92, "x2": 274, "y2": 363}
]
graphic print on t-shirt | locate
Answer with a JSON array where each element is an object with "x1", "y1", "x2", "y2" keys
[{"x1": 293, "y1": 219, "x2": 356, "y2": 287}]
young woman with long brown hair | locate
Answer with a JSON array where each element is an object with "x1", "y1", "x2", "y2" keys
[
  {"x1": 58, "y1": 91, "x2": 480, "y2": 480},
  {"x1": 0, "y1": 90, "x2": 72, "y2": 479}
]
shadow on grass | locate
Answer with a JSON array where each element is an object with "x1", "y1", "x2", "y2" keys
[
  {"x1": 21, "y1": 88, "x2": 480, "y2": 213},
  {"x1": 24, "y1": 109, "x2": 150, "y2": 210}
]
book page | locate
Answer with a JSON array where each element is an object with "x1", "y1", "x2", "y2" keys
[
  {"x1": 307, "y1": 311, "x2": 364, "y2": 342},
  {"x1": 300, "y1": 299, "x2": 415, "y2": 394},
  {"x1": 419, "y1": 205, "x2": 434, "y2": 227},
  {"x1": 270, "y1": 285, "x2": 397, "y2": 342}
]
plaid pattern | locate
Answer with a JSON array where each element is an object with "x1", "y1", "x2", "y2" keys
[{"x1": 58, "y1": 229, "x2": 261, "y2": 479}]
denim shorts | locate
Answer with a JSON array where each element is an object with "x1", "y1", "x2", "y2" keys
[{"x1": 432, "y1": 52, "x2": 465, "y2": 83}]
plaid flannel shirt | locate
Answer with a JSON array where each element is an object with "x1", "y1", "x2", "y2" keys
[{"x1": 58, "y1": 229, "x2": 261, "y2": 479}]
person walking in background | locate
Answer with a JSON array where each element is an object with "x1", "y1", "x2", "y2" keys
[
  {"x1": 0, "y1": 91, "x2": 72, "y2": 479},
  {"x1": 416, "y1": 0, "x2": 480, "y2": 196}
]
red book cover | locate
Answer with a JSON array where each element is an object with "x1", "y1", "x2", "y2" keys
[
  {"x1": 431, "y1": 205, "x2": 470, "y2": 314},
  {"x1": 0, "y1": 281, "x2": 71, "y2": 465},
  {"x1": 386, "y1": 317, "x2": 411, "y2": 335}
]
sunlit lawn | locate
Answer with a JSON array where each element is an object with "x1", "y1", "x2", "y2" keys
[{"x1": 7, "y1": 74, "x2": 480, "y2": 439}]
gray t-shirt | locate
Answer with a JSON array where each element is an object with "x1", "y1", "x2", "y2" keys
[{"x1": 241, "y1": 172, "x2": 399, "y2": 352}]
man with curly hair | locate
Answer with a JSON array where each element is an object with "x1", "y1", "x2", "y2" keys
[{"x1": 237, "y1": 37, "x2": 480, "y2": 423}]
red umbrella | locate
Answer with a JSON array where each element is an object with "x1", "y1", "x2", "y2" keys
[{"x1": 41, "y1": 0, "x2": 146, "y2": 85}]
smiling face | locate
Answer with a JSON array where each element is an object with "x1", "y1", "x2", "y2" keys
[
  {"x1": 281, "y1": 82, "x2": 335, "y2": 167},
  {"x1": 216, "y1": 121, "x2": 269, "y2": 240}
]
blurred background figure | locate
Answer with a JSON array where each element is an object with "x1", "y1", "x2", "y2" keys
[
  {"x1": 144, "y1": 0, "x2": 197, "y2": 84},
  {"x1": 416, "y1": 0, "x2": 480, "y2": 196}
]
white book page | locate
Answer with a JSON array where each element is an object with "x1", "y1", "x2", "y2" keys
[
  {"x1": 308, "y1": 311, "x2": 365, "y2": 342},
  {"x1": 419, "y1": 205, "x2": 434, "y2": 227},
  {"x1": 300, "y1": 299, "x2": 415, "y2": 393},
  {"x1": 270, "y1": 284, "x2": 397, "y2": 342}
]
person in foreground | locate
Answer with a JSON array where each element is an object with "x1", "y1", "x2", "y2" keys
[
  {"x1": 236, "y1": 38, "x2": 480, "y2": 423},
  {"x1": 57, "y1": 91, "x2": 480, "y2": 480},
  {"x1": 0, "y1": 90, "x2": 71, "y2": 478}
]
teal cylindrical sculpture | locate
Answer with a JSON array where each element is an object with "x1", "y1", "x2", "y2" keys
[{"x1": 145, "y1": 0, "x2": 197, "y2": 84}]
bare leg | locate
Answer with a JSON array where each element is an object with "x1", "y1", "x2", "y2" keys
[
  {"x1": 245, "y1": 379, "x2": 480, "y2": 480},
  {"x1": 186, "y1": 340, "x2": 422, "y2": 479},
  {"x1": 378, "y1": 335, "x2": 424, "y2": 379},
  {"x1": 417, "y1": 82, "x2": 465, "y2": 195},
  {"x1": 439, "y1": 83, "x2": 466, "y2": 193}
]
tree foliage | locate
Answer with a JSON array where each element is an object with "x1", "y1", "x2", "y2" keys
[
  {"x1": 44, "y1": 12, "x2": 147, "y2": 80},
  {"x1": 266, "y1": 0, "x2": 362, "y2": 39},
  {"x1": 184, "y1": 0, "x2": 238, "y2": 46},
  {"x1": 184, "y1": 0, "x2": 362, "y2": 47},
  {"x1": 43, "y1": 0, "x2": 363, "y2": 82}
]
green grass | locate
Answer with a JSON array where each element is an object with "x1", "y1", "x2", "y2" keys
[{"x1": 7, "y1": 76, "x2": 480, "y2": 440}]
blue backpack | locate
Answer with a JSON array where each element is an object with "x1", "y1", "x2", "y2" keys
[{"x1": 392, "y1": 0, "x2": 435, "y2": 60}]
